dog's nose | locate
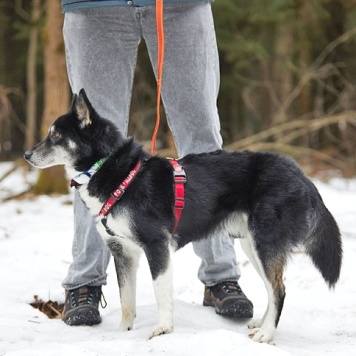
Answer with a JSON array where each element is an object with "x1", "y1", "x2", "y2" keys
[{"x1": 24, "y1": 150, "x2": 33, "y2": 161}]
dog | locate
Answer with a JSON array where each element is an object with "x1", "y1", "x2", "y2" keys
[{"x1": 24, "y1": 89, "x2": 342, "y2": 343}]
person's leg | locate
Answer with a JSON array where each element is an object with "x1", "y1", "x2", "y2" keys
[
  {"x1": 142, "y1": 3, "x2": 239, "y2": 283},
  {"x1": 61, "y1": 6, "x2": 141, "y2": 323}
]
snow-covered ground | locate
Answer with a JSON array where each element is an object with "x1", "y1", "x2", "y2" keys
[{"x1": 0, "y1": 161, "x2": 355, "y2": 356}]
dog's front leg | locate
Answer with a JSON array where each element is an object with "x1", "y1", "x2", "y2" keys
[
  {"x1": 150, "y1": 259, "x2": 173, "y2": 339},
  {"x1": 145, "y1": 243, "x2": 173, "y2": 339},
  {"x1": 107, "y1": 238, "x2": 141, "y2": 332},
  {"x1": 115, "y1": 253, "x2": 140, "y2": 332}
]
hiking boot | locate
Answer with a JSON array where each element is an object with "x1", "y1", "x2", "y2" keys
[
  {"x1": 62, "y1": 286, "x2": 103, "y2": 326},
  {"x1": 203, "y1": 281, "x2": 253, "y2": 318}
]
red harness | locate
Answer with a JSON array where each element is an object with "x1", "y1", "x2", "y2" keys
[
  {"x1": 97, "y1": 159, "x2": 186, "y2": 236},
  {"x1": 168, "y1": 159, "x2": 186, "y2": 233}
]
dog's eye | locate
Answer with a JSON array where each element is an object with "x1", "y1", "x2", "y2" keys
[{"x1": 52, "y1": 130, "x2": 61, "y2": 140}]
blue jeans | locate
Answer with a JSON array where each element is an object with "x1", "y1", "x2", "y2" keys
[{"x1": 62, "y1": 3, "x2": 240, "y2": 289}]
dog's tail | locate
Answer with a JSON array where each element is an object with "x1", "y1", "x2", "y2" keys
[{"x1": 305, "y1": 199, "x2": 342, "y2": 288}]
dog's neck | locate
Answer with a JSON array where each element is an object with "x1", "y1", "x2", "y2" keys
[{"x1": 70, "y1": 157, "x2": 107, "y2": 188}]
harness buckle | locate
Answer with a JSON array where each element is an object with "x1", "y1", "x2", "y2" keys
[{"x1": 173, "y1": 169, "x2": 187, "y2": 184}]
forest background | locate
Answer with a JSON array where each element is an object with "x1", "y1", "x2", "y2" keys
[{"x1": 1, "y1": 0, "x2": 356, "y2": 193}]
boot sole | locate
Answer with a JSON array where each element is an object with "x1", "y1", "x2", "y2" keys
[
  {"x1": 63, "y1": 307, "x2": 101, "y2": 326},
  {"x1": 203, "y1": 299, "x2": 253, "y2": 319}
]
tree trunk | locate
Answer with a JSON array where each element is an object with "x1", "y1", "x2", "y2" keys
[
  {"x1": 33, "y1": 0, "x2": 69, "y2": 195},
  {"x1": 298, "y1": 0, "x2": 313, "y2": 118},
  {"x1": 25, "y1": 0, "x2": 41, "y2": 150},
  {"x1": 272, "y1": 22, "x2": 294, "y2": 125}
]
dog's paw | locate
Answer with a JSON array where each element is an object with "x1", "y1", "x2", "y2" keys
[
  {"x1": 148, "y1": 324, "x2": 173, "y2": 339},
  {"x1": 248, "y1": 318, "x2": 264, "y2": 329},
  {"x1": 118, "y1": 308, "x2": 135, "y2": 332},
  {"x1": 119, "y1": 318, "x2": 134, "y2": 332},
  {"x1": 248, "y1": 327, "x2": 275, "y2": 343},
  {"x1": 119, "y1": 323, "x2": 132, "y2": 332}
]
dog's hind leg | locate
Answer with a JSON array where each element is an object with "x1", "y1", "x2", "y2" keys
[
  {"x1": 144, "y1": 239, "x2": 174, "y2": 339},
  {"x1": 240, "y1": 234, "x2": 286, "y2": 343},
  {"x1": 107, "y1": 238, "x2": 142, "y2": 332}
]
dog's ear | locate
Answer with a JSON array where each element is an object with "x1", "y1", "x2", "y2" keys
[{"x1": 75, "y1": 89, "x2": 92, "y2": 128}]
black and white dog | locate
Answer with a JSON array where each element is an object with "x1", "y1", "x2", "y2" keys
[{"x1": 24, "y1": 89, "x2": 342, "y2": 343}]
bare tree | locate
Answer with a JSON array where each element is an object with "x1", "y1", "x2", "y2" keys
[
  {"x1": 33, "y1": 0, "x2": 69, "y2": 194},
  {"x1": 13, "y1": 0, "x2": 43, "y2": 150},
  {"x1": 25, "y1": 0, "x2": 42, "y2": 150}
]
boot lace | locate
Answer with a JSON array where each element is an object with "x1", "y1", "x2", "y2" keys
[
  {"x1": 69, "y1": 286, "x2": 107, "y2": 308},
  {"x1": 220, "y1": 281, "x2": 243, "y2": 295}
]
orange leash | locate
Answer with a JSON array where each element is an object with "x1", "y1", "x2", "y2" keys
[{"x1": 151, "y1": 0, "x2": 165, "y2": 155}]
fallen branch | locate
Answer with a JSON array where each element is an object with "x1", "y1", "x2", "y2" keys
[
  {"x1": 239, "y1": 142, "x2": 345, "y2": 171},
  {"x1": 226, "y1": 111, "x2": 356, "y2": 150}
]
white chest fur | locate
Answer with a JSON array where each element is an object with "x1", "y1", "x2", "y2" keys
[{"x1": 78, "y1": 185, "x2": 138, "y2": 247}]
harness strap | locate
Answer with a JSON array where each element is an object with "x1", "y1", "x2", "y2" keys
[
  {"x1": 97, "y1": 160, "x2": 143, "y2": 218},
  {"x1": 73, "y1": 158, "x2": 186, "y2": 236},
  {"x1": 169, "y1": 159, "x2": 186, "y2": 234}
]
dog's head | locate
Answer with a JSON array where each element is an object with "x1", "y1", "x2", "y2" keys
[{"x1": 24, "y1": 89, "x2": 122, "y2": 174}]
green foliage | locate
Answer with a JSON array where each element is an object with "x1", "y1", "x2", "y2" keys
[{"x1": 214, "y1": 0, "x2": 297, "y2": 66}]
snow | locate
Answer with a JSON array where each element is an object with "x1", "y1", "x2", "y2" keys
[{"x1": 1, "y1": 161, "x2": 356, "y2": 356}]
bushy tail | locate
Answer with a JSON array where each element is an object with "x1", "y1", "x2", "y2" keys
[{"x1": 306, "y1": 203, "x2": 342, "y2": 288}]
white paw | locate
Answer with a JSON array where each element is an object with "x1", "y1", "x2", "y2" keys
[
  {"x1": 118, "y1": 308, "x2": 135, "y2": 332},
  {"x1": 248, "y1": 327, "x2": 275, "y2": 343},
  {"x1": 148, "y1": 324, "x2": 173, "y2": 339},
  {"x1": 119, "y1": 323, "x2": 133, "y2": 332},
  {"x1": 248, "y1": 318, "x2": 264, "y2": 329},
  {"x1": 119, "y1": 319, "x2": 134, "y2": 332}
]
